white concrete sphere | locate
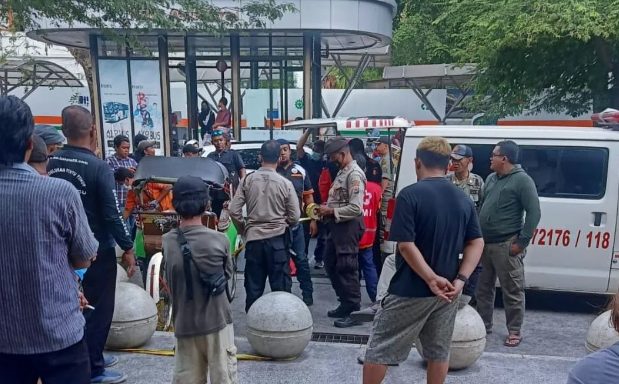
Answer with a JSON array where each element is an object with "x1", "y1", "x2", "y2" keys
[
  {"x1": 106, "y1": 282, "x2": 158, "y2": 350},
  {"x1": 585, "y1": 310, "x2": 619, "y2": 354},
  {"x1": 116, "y1": 264, "x2": 129, "y2": 283},
  {"x1": 415, "y1": 304, "x2": 486, "y2": 370},
  {"x1": 246, "y1": 292, "x2": 313, "y2": 359}
]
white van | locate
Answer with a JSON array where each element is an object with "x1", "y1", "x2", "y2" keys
[{"x1": 395, "y1": 125, "x2": 619, "y2": 294}]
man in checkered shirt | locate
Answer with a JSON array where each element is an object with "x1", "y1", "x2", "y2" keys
[{"x1": 105, "y1": 135, "x2": 137, "y2": 211}]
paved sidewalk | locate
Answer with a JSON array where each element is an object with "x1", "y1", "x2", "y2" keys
[{"x1": 110, "y1": 275, "x2": 603, "y2": 383}]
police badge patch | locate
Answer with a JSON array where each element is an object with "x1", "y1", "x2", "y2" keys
[{"x1": 351, "y1": 179, "x2": 360, "y2": 194}]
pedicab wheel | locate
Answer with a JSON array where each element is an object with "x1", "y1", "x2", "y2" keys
[
  {"x1": 147, "y1": 252, "x2": 173, "y2": 332},
  {"x1": 226, "y1": 238, "x2": 243, "y2": 302}
]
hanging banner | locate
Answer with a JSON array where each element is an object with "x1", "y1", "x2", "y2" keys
[
  {"x1": 130, "y1": 60, "x2": 164, "y2": 155},
  {"x1": 98, "y1": 60, "x2": 132, "y2": 158}
]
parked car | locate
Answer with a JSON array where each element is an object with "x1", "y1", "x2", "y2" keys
[
  {"x1": 201, "y1": 141, "x2": 313, "y2": 172},
  {"x1": 395, "y1": 124, "x2": 619, "y2": 294}
]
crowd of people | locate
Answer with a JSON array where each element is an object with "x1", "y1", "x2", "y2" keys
[{"x1": 2, "y1": 93, "x2": 619, "y2": 384}]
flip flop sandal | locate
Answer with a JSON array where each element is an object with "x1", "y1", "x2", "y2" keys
[{"x1": 504, "y1": 334, "x2": 522, "y2": 347}]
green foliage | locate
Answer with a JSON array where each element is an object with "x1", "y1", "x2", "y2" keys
[
  {"x1": 3, "y1": 0, "x2": 296, "y2": 33},
  {"x1": 330, "y1": 67, "x2": 383, "y2": 89},
  {"x1": 392, "y1": 1, "x2": 454, "y2": 65},
  {"x1": 393, "y1": 0, "x2": 619, "y2": 117}
]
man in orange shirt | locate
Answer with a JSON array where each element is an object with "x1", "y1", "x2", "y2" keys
[{"x1": 123, "y1": 181, "x2": 173, "y2": 285}]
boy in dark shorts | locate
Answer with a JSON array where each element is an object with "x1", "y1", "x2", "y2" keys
[{"x1": 363, "y1": 137, "x2": 484, "y2": 384}]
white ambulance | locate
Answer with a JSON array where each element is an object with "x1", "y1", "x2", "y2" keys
[{"x1": 393, "y1": 125, "x2": 619, "y2": 294}]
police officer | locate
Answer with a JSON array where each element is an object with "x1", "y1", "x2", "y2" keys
[
  {"x1": 448, "y1": 144, "x2": 484, "y2": 210},
  {"x1": 447, "y1": 144, "x2": 484, "y2": 303},
  {"x1": 277, "y1": 138, "x2": 314, "y2": 306},
  {"x1": 229, "y1": 140, "x2": 300, "y2": 312},
  {"x1": 317, "y1": 137, "x2": 366, "y2": 328}
]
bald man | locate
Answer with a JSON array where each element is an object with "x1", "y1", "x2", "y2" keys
[{"x1": 48, "y1": 105, "x2": 134, "y2": 384}]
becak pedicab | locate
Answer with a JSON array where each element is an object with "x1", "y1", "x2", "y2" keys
[{"x1": 130, "y1": 156, "x2": 241, "y2": 331}]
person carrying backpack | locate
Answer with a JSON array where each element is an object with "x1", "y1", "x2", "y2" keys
[{"x1": 162, "y1": 176, "x2": 237, "y2": 384}]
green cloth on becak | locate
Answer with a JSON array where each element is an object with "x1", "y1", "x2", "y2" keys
[
  {"x1": 224, "y1": 221, "x2": 238, "y2": 254},
  {"x1": 135, "y1": 229, "x2": 146, "y2": 259}
]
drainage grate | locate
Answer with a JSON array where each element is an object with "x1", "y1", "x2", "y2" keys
[{"x1": 311, "y1": 332, "x2": 369, "y2": 345}]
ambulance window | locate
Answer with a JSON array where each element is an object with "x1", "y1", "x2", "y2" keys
[
  {"x1": 520, "y1": 146, "x2": 608, "y2": 199},
  {"x1": 459, "y1": 144, "x2": 495, "y2": 181}
]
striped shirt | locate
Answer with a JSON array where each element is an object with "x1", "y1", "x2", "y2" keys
[
  {"x1": 105, "y1": 154, "x2": 137, "y2": 209},
  {"x1": 0, "y1": 163, "x2": 99, "y2": 354}
]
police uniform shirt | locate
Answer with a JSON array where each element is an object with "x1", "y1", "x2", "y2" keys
[
  {"x1": 327, "y1": 161, "x2": 366, "y2": 223},
  {"x1": 446, "y1": 172, "x2": 485, "y2": 208},
  {"x1": 277, "y1": 163, "x2": 314, "y2": 211}
]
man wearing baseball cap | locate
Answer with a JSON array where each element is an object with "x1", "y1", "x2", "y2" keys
[
  {"x1": 447, "y1": 144, "x2": 484, "y2": 305},
  {"x1": 34, "y1": 124, "x2": 65, "y2": 155},
  {"x1": 137, "y1": 140, "x2": 156, "y2": 157},
  {"x1": 318, "y1": 137, "x2": 366, "y2": 328},
  {"x1": 447, "y1": 145, "x2": 484, "y2": 211},
  {"x1": 162, "y1": 176, "x2": 237, "y2": 383},
  {"x1": 28, "y1": 134, "x2": 50, "y2": 176},
  {"x1": 182, "y1": 144, "x2": 200, "y2": 158}
]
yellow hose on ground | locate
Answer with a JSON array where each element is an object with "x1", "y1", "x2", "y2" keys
[{"x1": 113, "y1": 348, "x2": 297, "y2": 361}]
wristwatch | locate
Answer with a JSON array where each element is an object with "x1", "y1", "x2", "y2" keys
[{"x1": 456, "y1": 274, "x2": 469, "y2": 284}]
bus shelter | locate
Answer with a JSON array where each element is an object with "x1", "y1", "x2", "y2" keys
[{"x1": 26, "y1": 0, "x2": 397, "y2": 157}]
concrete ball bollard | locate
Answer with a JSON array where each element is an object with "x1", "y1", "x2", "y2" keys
[
  {"x1": 116, "y1": 264, "x2": 129, "y2": 284},
  {"x1": 415, "y1": 295, "x2": 486, "y2": 370},
  {"x1": 246, "y1": 292, "x2": 313, "y2": 359},
  {"x1": 115, "y1": 245, "x2": 123, "y2": 264},
  {"x1": 585, "y1": 310, "x2": 619, "y2": 354},
  {"x1": 105, "y1": 282, "x2": 158, "y2": 350}
]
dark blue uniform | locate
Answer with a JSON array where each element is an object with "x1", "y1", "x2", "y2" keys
[
  {"x1": 278, "y1": 162, "x2": 314, "y2": 303},
  {"x1": 48, "y1": 145, "x2": 133, "y2": 379}
]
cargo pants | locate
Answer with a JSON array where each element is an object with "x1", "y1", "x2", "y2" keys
[{"x1": 475, "y1": 239, "x2": 526, "y2": 334}]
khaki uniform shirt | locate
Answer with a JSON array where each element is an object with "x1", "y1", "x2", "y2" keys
[
  {"x1": 327, "y1": 161, "x2": 366, "y2": 223},
  {"x1": 446, "y1": 172, "x2": 485, "y2": 209},
  {"x1": 229, "y1": 167, "x2": 300, "y2": 242},
  {"x1": 380, "y1": 153, "x2": 395, "y2": 214}
]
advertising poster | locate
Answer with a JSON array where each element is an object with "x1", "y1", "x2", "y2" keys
[
  {"x1": 130, "y1": 60, "x2": 164, "y2": 155},
  {"x1": 98, "y1": 60, "x2": 132, "y2": 158}
]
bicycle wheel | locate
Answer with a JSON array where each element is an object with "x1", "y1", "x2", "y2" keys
[
  {"x1": 147, "y1": 252, "x2": 173, "y2": 332},
  {"x1": 226, "y1": 237, "x2": 242, "y2": 302}
]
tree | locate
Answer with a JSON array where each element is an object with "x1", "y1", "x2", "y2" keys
[
  {"x1": 2, "y1": 0, "x2": 295, "y2": 105},
  {"x1": 391, "y1": 1, "x2": 455, "y2": 66},
  {"x1": 393, "y1": 0, "x2": 619, "y2": 118}
]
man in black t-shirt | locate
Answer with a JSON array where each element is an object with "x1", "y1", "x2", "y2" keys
[
  {"x1": 207, "y1": 130, "x2": 246, "y2": 217},
  {"x1": 363, "y1": 137, "x2": 484, "y2": 384}
]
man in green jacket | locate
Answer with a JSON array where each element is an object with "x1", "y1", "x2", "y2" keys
[{"x1": 476, "y1": 140, "x2": 541, "y2": 348}]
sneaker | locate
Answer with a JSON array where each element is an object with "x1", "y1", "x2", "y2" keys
[
  {"x1": 303, "y1": 296, "x2": 314, "y2": 306},
  {"x1": 334, "y1": 316, "x2": 362, "y2": 328},
  {"x1": 104, "y1": 355, "x2": 119, "y2": 368},
  {"x1": 350, "y1": 302, "x2": 380, "y2": 323},
  {"x1": 314, "y1": 261, "x2": 324, "y2": 269},
  {"x1": 91, "y1": 370, "x2": 127, "y2": 384}
]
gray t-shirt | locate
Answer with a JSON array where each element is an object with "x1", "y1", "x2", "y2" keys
[
  {"x1": 567, "y1": 342, "x2": 619, "y2": 384},
  {"x1": 163, "y1": 225, "x2": 233, "y2": 338}
]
